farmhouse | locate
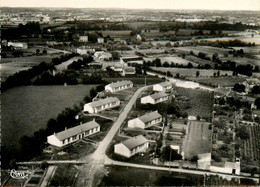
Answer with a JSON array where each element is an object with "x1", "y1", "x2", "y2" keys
[
  {"x1": 121, "y1": 67, "x2": 136, "y2": 76},
  {"x1": 141, "y1": 92, "x2": 169, "y2": 104},
  {"x1": 114, "y1": 135, "x2": 149, "y2": 158},
  {"x1": 7, "y1": 41, "x2": 28, "y2": 49},
  {"x1": 105, "y1": 80, "x2": 133, "y2": 93},
  {"x1": 153, "y1": 82, "x2": 172, "y2": 92},
  {"x1": 79, "y1": 35, "x2": 88, "y2": 42},
  {"x1": 94, "y1": 51, "x2": 112, "y2": 60},
  {"x1": 120, "y1": 56, "x2": 144, "y2": 65},
  {"x1": 242, "y1": 78, "x2": 260, "y2": 93},
  {"x1": 128, "y1": 111, "x2": 162, "y2": 129},
  {"x1": 97, "y1": 37, "x2": 104, "y2": 44},
  {"x1": 47, "y1": 120, "x2": 100, "y2": 147},
  {"x1": 83, "y1": 97, "x2": 120, "y2": 113}
]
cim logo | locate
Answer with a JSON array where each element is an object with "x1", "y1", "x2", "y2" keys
[{"x1": 9, "y1": 169, "x2": 32, "y2": 179}]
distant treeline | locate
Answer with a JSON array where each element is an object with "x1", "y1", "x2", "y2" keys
[{"x1": 1, "y1": 84, "x2": 105, "y2": 169}]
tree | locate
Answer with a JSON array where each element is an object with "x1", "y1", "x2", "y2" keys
[
  {"x1": 36, "y1": 48, "x2": 40, "y2": 54},
  {"x1": 191, "y1": 155, "x2": 198, "y2": 162},
  {"x1": 42, "y1": 49, "x2": 47, "y2": 55},
  {"x1": 154, "y1": 58, "x2": 161, "y2": 67},
  {"x1": 163, "y1": 61, "x2": 170, "y2": 67},
  {"x1": 196, "y1": 71, "x2": 200, "y2": 77},
  {"x1": 111, "y1": 51, "x2": 120, "y2": 60},
  {"x1": 90, "y1": 88, "x2": 97, "y2": 99},
  {"x1": 251, "y1": 86, "x2": 260, "y2": 94},
  {"x1": 161, "y1": 145, "x2": 182, "y2": 161},
  {"x1": 255, "y1": 97, "x2": 260, "y2": 109},
  {"x1": 233, "y1": 84, "x2": 245, "y2": 93}
]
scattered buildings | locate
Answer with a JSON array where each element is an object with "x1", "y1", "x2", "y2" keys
[
  {"x1": 153, "y1": 82, "x2": 172, "y2": 92},
  {"x1": 128, "y1": 111, "x2": 162, "y2": 129},
  {"x1": 141, "y1": 92, "x2": 169, "y2": 104},
  {"x1": 242, "y1": 78, "x2": 260, "y2": 93},
  {"x1": 114, "y1": 135, "x2": 149, "y2": 158},
  {"x1": 7, "y1": 41, "x2": 28, "y2": 49},
  {"x1": 47, "y1": 120, "x2": 100, "y2": 147},
  {"x1": 105, "y1": 80, "x2": 133, "y2": 93},
  {"x1": 79, "y1": 35, "x2": 89, "y2": 42},
  {"x1": 83, "y1": 97, "x2": 120, "y2": 113}
]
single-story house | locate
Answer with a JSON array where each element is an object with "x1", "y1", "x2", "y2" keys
[
  {"x1": 114, "y1": 135, "x2": 149, "y2": 158},
  {"x1": 141, "y1": 92, "x2": 169, "y2": 104},
  {"x1": 97, "y1": 37, "x2": 104, "y2": 44},
  {"x1": 47, "y1": 120, "x2": 100, "y2": 147},
  {"x1": 84, "y1": 97, "x2": 120, "y2": 113},
  {"x1": 79, "y1": 35, "x2": 88, "y2": 42},
  {"x1": 153, "y1": 82, "x2": 172, "y2": 92},
  {"x1": 128, "y1": 111, "x2": 162, "y2": 129},
  {"x1": 8, "y1": 41, "x2": 28, "y2": 49},
  {"x1": 105, "y1": 80, "x2": 133, "y2": 93},
  {"x1": 121, "y1": 67, "x2": 136, "y2": 76}
]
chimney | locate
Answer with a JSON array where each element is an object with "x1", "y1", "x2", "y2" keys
[
  {"x1": 80, "y1": 121, "x2": 82, "y2": 125},
  {"x1": 93, "y1": 118, "x2": 96, "y2": 122},
  {"x1": 54, "y1": 132, "x2": 56, "y2": 135},
  {"x1": 65, "y1": 127, "x2": 67, "y2": 130}
]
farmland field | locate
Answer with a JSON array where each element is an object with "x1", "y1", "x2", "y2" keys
[
  {"x1": 151, "y1": 67, "x2": 233, "y2": 78},
  {"x1": 219, "y1": 57, "x2": 260, "y2": 67},
  {"x1": 1, "y1": 85, "x2": 97, "y2": 150},
  {"x1": 104, "y1": 76, "x2": 163, "y2": 85},
  {"x1": 183, "y1": 121, "x2": 212, "y2": 159},
  {"x1": 188, "y1": 76, "x2": 245, "y2": 87},
  {"x1": 55, "y1": 56, "x2": 83, "y2": 72},
  {"x1": 1, "y1": 54, "x2": 61, "y2": 80},
  {"x1": 175, "y1": 87, "x2": 214, "y2": 119}
]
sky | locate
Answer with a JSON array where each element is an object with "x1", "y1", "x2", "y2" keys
[{"x1": 1, "y1": 0, "x2": 260, "y2": 11}]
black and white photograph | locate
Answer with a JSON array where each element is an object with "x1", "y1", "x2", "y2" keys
[{"x1": 1, "y1": 0, "x2": 260, "y2": 186}]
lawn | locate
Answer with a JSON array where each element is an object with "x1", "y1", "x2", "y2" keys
[
  {"x1": 183, "y1": 121, "x2": 212, "y2": 159},
  {"x1": 188, "y1": 76, "x2": 245, "y2": 87},
  {"x1": 99, "y1": 165, "x2": 203, "y2": 186},
  {"x1": 49, "y1": 164, "x2": 78, "y2": 186},
  {"x1": 175, "y1": 87, "x2": 214, "y2": 119}
]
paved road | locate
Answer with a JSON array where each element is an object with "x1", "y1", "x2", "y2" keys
[
  {"x1": 104, "y1": 156, "x2": 259, "y2": 183},
  {"x1": 40, "y1": 165, "x2": 57, "y2": 187}
]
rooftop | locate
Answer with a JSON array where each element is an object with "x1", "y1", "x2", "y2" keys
[
  {"x1": 54, "y1": 120, "x2": 100, "y2": 141},
  {"x1": 122, "y1": 135, "x2": 148, "y2": 150},
  {"x1": 158, "y1": 81, "x2": 172, "y2": 87},
  {"x1": 108, "y1": 80, "x2": 133, "y2": 89},
  {"x1": 149, "y1": 92, "x2": 169, "y2": 100},
  {"x1": 138, "y1": 111, "x2": 162, "y2": 123},
  {"x1": 88, "y1": 97, "x2": 120, "y2": 108}
]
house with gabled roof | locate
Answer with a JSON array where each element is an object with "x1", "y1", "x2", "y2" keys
[
  {"x1": 47, "y1": 120, "x2": 100, "y2": 147},
  {"x1": 84, "y1": 97, "x2": 120, "y2": 113},
  {"x1": 114, "y1": 135, "x2": 149, "y2": 158},
  {"x1": 242, "y1": 78, "x2": 260, "y2": 93},
  {"x1": 128, "y1": 111, "x2": 162, "y2": 129},
  {"x1": 141, "y1": 92, "x2": 169, "y2": 104},
  {"x1": 105, "y1": 80, "x2": 133, "y2": 93},
  {"x1": 153, "y1": 82, "x2": 172, "y2": 92}
]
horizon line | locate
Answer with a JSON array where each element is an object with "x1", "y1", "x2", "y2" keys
[{"x1": 1, "y1": 6, "x2": 259, "y2": 11}]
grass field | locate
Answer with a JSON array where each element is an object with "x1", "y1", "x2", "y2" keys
[
  {"x1": 151, "y1": 67, "x2": 233, "y2": 78},
  {"x1": 175, "y1": 87, "x2": 214, "y2": 119},
  {"x1": 175, "y1": 46, "x2": 231, "y2": 56},
  {"x1": 1, "y1": 85, "x2": 97, "y2": 151},
  {"x1": 99, "y1": 165, "x2": 202, "y2": 186},
  {"x1": 188, "y1": 76, "x2": 245, "y2": 87},
  {"x1": 1, "y1": 54, "x2": 61, "y2": 80},
  {"x1": 49, "y1": 164, "x2": 78, "y2": 186},
  {"x1": 183, "y1": 121, "x2": 212, "y2": 159}
]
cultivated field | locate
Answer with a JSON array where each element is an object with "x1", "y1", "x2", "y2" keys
[
  {"x1": 183, "y1": 121, "x2": 212, "y2": 159},
  {"x1": 175, "y1": 87, "x2": 214, "y2": 119},
  {"x1": 151, "y1": 67, "x2": 233, "y2": 78},
  {"x1": 174, "y1": 46, "x2": 231, "y2": 56}
]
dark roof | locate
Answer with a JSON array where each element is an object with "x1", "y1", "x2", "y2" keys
[
  {"x1": 55, "y1": 121, "x2": 100, "y2": 141},
  {"x1": 139, "y1": 111, "x2": 162, "y2": 123},
  {"x1": 122, "y1": 135, "x2": 148, "y2": 150},
  {"x1": 159, "y1": 82, "x2": 172, "y2": 87},
  {"x1": 121, "y1": 56, "x2": 143, "y2": 63}
]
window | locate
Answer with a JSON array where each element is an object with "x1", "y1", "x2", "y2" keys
[
  {"x1": 72, "y1": 135, "x2": 77, "y2": 140},
  {"x1": 67, "y1": 137, "x2": 70, "y2": 143},
  {"x1": 62, "y1": 140, "x2": 65, "y2": 144}
]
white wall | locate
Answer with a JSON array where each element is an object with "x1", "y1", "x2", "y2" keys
[
  {"x1": 114, "y1": 143, "x2": 131, "y2": 158},
  {"x1": 47, "y1": 135, "x2": 63, "y2": 147},
  {"x1": 83, "y1": 103, "x2": 94, "y2": 113},
  {"x1": 153, "y1": 84, "x2": 164, "y2": 92},
  {"x1": 141, "y1": 96, "x2": 155, "y2": 104},
  {"x1": 128, "y1": 118, "x2": 145, "y2": 129}
]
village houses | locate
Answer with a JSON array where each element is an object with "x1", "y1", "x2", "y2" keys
[
  {"x1": 105, "y1": 80, "x2": 133, "y2": 93},
  {"x1": 141, "y1": 92, "x2": 169, "y2": 104},
  {"x1": 153, "y1": 82, "x2": 172, "y2": 92},
  {"x1": 79, "y1": 35, "x2": 88, "y2": 42},
  {"x1": 128, "y1": 111, "x2": 162, "y2": 129},
  {"x1": 47, "y1": 120, "x2": 100, "y2": 147},
  {"x1": 114, "y1": 135, "x2": 149, "y2": 158},
  {"x1": 84, "y1": 97, "x2": 120, "y2": 113}
]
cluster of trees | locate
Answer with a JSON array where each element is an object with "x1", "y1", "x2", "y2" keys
[
  {"x1": 235, "y1": 126, "x2": 250, "y2": 140},
  {"x1": 51, "y1": 53, "x2": 78, "y2": 65},
  {"x1": 2, "y1": 62, "x2": 53, "y2": 91},
  {"x1": 67, "y1": 56, "x2": 93, "y2": 70}
]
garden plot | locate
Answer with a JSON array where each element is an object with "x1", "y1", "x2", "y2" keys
[{"x1": 183, "y1": 121, "x2": 212, "y2": 159}]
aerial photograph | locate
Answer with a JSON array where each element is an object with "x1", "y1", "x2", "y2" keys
[{"x1": 1, "y1": 0, "x2": 260, "y2": 186}]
